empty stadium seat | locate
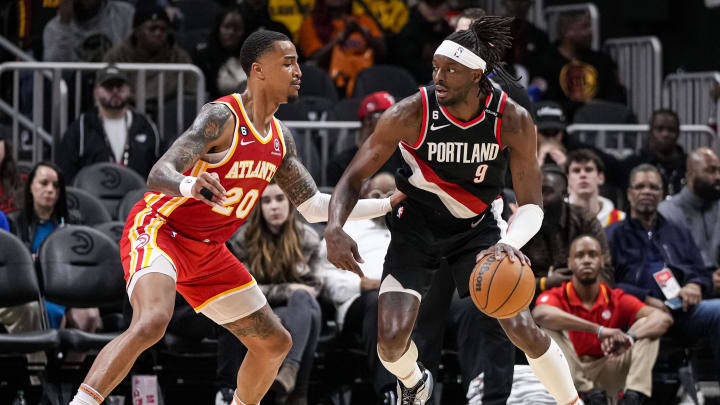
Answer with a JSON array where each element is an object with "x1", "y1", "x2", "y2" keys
[
  {"x1": 118, "y1": 188, "x2": 149, "y2": 223},
  {"x1": 275, "y1": 96, "x2": 335, "y2": 122},
  {"x1": 352, "y1": 65, "x2": 418, "y2": 99},
  {"x1": 94, "y1": 221, "x2": 125, "y2": 243},
  {"x1": 38, "y1": 226, "x2": 126, "y2": 351},
  {"x1": 66, "y1": 187, "x2": 112, "y2": 226},
  {"x1": 72, "y1": 163, "x2": 146, "y2": 220},
  {"x1": 299, "y1": 63, "x2": 339, "y2": 102}
]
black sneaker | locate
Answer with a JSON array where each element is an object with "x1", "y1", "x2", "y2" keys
[
  {"x1": 395, "y1": 362, "x2": 434, "y2": 405},
  {"x1": 582, "y1": 388, "x2": 608, "y2": 405},
  {"x1": 619, "y1": 389, "x2": 646, "y2": 405}
]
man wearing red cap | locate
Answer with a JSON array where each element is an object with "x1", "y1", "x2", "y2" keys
[{"x1": 326, "y1": 91, "x2": 404, "y2": 186}]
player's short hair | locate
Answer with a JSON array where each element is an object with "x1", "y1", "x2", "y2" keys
[
  {"x1": 629, "y1": 163, "x2": 662, "y2": 186},
  {"x1": 569, "y1": 234, "x2": 601, "y2": 251},
  {"x1": 458, "y1": 7, "x2": 486, "y2": 20},
  {"x1": 566, "y1": 149, "x2": 606, "y2": 175},
  {"x1": 240, "y1": 30, "x2": 291, "y2": 75}
]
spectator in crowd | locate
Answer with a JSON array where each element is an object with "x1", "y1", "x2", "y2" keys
[
  {"x1": 606, "y1": 164, "x2": 720, "y2": 368},
  {"x1": 239, "y1": 0, "x2": 293, "y2": 39},
  {"x1": 194, "y1": 6, "x2": 249, "y2": 100},
  {"x1": 267, "y1": 0, "x2": 313, "y2": 42},
  {"x1": 523, "y1": 164, "x2": 614, "y2": 293},
  {"x1": 502, "y1": 0, "x2": 549, "y2": 80},
  {"x1": 3, "y1": 0, "x2": 59, "y2": 58},
  {"x1": 0, "y1": 210, "x2": 8, "y2": 231},
  {"x1": 7, "y1": 162, "x2": 100, "y2": 333},
  {"x1": 454, "y1": 7, "x2": 485, "y2": 31},
  {"x1": 534, "y1": 11, "x2": 626, "y2": 117},
  {"x1": 391, "y1": 0, "x2": 452, "y2": 83},
  {"x1": 326, "y1": 91, "x2": 403, "y2": 186},
  {"x1": 227, "y1": 182, "x2": 322, "y2": 405},
  {"x1": 103, "y1": 3, "x2": 195, "y2": 106},
  {"x1": 533, "y1": 235, "x2": 673, "y2": 405},
  {"x1": 319, "y1": 172, "x2": 396, "y2": 403},
  {"x1": 58, "y1": 65, "x2": 161, "y2": 181},
  {"x1": 567, "y1": 149, "x2": 626, "y2": 227},
  {"x1": 299, "y1": 0, "x2": 385, "y2": 96},
  {"x1": 659, "y1": 147, "x2": 720, "y2": 295},
  {"x1": 622, "y1": 109, "x2": 686, "y2": 196},
  {"x1": 0, "y1": 129, "x2": 23, "y2": 214},
  {"x1": 43, "y1": 0, "x2": 134, "y2": 62},
  {"x1": 534, "y1": 101, "x2": 621, "y2": 181}
]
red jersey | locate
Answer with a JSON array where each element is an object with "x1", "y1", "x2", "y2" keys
[
  {"x1": 535, "y1": 281, "x2": 645, "y2": 357},
  {"x1": 141, "y1": 94, "x2": 287, "y2": 243}
]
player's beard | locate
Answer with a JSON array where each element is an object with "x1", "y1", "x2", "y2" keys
[{"x1": 98, "y1": 96, "x2": 127, "y2": 111}]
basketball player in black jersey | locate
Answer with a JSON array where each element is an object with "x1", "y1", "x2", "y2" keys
[{"x1": 325, "y1": 17, "x2": 582, "y2": 405}]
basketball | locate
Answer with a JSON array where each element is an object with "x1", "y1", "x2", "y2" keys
[{"x1": 469, "y1": 254, "x2": 536, "y2": 319}]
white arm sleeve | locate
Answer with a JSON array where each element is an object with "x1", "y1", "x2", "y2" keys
[
  {"x1": 296, "y1": 192, "x2": 392, "y2": 223},
  {"x1": 496, "y1": 203, "x2": 544, "y2": 249}
]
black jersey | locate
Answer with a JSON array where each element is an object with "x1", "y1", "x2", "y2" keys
[{"x1": 396, "y1": 85, "x2": 509, "y2": 219}]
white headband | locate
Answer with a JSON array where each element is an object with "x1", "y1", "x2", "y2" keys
[{"x1": 434, "y1": 40, "x2": 487, "y2": 71}]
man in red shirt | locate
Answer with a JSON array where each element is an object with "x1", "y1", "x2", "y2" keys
[{"x1": 533, "y1": 235, "x2": 673, "y2": 405}]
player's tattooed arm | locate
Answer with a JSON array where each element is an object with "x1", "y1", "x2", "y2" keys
[
  {"x1": 147, "y1": 103, "x2": 232, "y2": 196},
  {"x1": 274, "y1": 121, "x2": 319, "y2": 207}
]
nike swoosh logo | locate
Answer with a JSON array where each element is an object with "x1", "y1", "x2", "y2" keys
[
  {"x1": 430, "y1": 123, "x2": 450, "y2": 131},
  {"x1": 471, "y1": 213, "x2": 486, "y2": 228},
  {"x1": 240, "y1": 139, "x2": 255, "y2": 146}
]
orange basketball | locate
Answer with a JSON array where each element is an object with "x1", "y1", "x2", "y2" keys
[{"x1": 468, "y1": 254, "x2": 536, "y2": 319}]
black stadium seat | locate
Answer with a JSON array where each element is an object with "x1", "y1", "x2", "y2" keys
[
  {"x1": 0, "y1": 230, "x2": 60, "y2": 383},
  {"x1": 66, "y1": 187, "x2": 112, "y2": 226},
  {"x1": 94, "y1": 221, "x2": 126, "y2": 243},
  {"x1": 72, "y1": 163, "x2": 146, "y2": 220},
  {"x1": 38, "y1": 226, "x2": 126, "y2": 351},
  {"x1": 275, "y1": 96, "x2": 335, "y2": 122},
  {"x1": 117, "y1": 188, "x2": 149, "y2": 223},
  {"x1": 352, "y1": 65, "x2": 418, "y2": 100},
  {"x1": 299, "y1": 63, "x2": 339, "y2": 102}
]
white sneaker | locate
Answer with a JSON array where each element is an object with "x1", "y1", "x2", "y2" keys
[
  {"x1": 215, "y1": 388, "x2": 234, "y2": 405},
  {"x1": 396, "y1": 362, "x2": 434, "y2": 405}
]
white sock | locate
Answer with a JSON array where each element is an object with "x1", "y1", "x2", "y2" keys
[
  {"x1": 525, "y1": 338, "x2": 580, "y2": 405},
  {"x1": 232, "y1": 390, "x2": 259, "y2": 405},
  {"x1": 378, "y1": 340, "x2": 423, "y2": 388},
  {"x1": 69, "y1": 384, "x2": 103, "y2": 405}
]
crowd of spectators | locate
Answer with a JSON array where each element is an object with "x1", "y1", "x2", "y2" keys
[{"x1": 1, "y1": 0, "x2": 720, "y2": 404}]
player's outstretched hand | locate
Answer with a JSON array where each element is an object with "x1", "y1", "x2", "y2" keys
[
  {"x1": 193, "y1": 172, "x2": 229, "y2": 208},
  {"x1": 476, "y1": 243, "x2": 531, "y2": 266},
  {"x1": 324, "y1": 226, "x2": 365, "y2": 277}
]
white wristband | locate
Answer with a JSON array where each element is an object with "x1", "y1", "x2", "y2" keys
[{"x1": 179, "y1": 176, "x2": 197, "y2": 198}]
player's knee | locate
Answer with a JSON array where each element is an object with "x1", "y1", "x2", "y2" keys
[
  {"x1": 263, "y1": 327, "x2": 292, "y2": 360},
  {"x1": 130, "y1": 310, "x2": 172, "y2": 345},
  {"x1": 378, "y1": 327, "x2": 411, "y2": 361}
]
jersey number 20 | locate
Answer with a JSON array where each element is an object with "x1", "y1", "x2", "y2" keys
[
  {"x1": 474, "y1": 164, "x2": 488, "y2": 184},
  {"x1": 211, "y1": 187, "x2": 260, "y2": 218}
]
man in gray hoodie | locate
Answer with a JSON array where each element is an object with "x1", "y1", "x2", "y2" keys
[{"x1": 42, "y1": 0, "x2": 134, "y2": 62}]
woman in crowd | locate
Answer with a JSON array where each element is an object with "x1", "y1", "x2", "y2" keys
[
  {"x1": 194, "y1": 6, "x2": 249, "y2": 99},
  {"x1": 8, "y1": 162, "x2": 99, "y2": 332},
  {"x1": 299, "y1": 0, "x2": 385, "y2": 96},
  {"x1": 227, "y1": 182, "x2": 322, "y2": 405},
  {"x1": 0, "y1": 130, "x2": 23, "y2": 214}
]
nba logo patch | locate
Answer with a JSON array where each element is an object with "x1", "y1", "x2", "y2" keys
[
  {"x1": 274, "y1": 139, "x2": 280, "y2": 151},
  {"x1": 397, "y1": 206, "x2": 404, "y2": 218},
  {"x1": 454, "y1": 47, "x2": 464, "y2": 58},
  {"x1": 601, "y1": 310, "x2": 612, "y2": 320}
]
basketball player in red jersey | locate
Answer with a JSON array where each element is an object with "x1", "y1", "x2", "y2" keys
[
  {"x1": 325, "y1": 17, "x2": 582, "y2": 405},
  {"x1": 69, "y1": 31, "x2": 398, "y2": 405}
]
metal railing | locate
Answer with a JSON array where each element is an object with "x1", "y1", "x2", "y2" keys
[
  {"x1": 285, "y1": 121, "x2": 361, "y2": 187},
  {"x1": 0, "y1": 61, "x2": 206, "y2": 163},
  {"x1": 544, "y1": 3, "x2": 600, "y2": 51},
  {"x1": 605, "y1": 36, "x2": 662, "y2": 124},
  {"x1": 662, "y1": 71, "x2": 720, "y2": 134},
  {"x1": 566, "y1": 124, "x2": 717, "y2": 158}
]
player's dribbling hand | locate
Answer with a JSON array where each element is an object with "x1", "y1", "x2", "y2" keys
[
  {"x1": 389, "y1": 189, "x2": 406, "y2": 207},
  {"x1": 192, "y1": 172, "x2": 229, "y2": 208},
  {"x1": 324, "y1": 226, "x2": 365, "y2": 277},
  {"x1": 476, "y1": 243, "x2": 531, "y2": 266}
]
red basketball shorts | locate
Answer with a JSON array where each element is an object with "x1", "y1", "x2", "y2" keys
[{"x1": 120, "y1": 201, "x2": 266, "y2": 324}]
